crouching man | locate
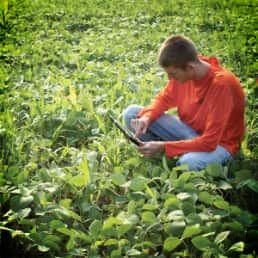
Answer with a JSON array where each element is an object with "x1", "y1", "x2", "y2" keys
[{"x1": 123, "y1": 35, "x2": 245, "y2": 171}]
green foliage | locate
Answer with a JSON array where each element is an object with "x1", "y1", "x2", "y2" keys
[
  {"x1": 0, "y1": 0, "x2": 257, "y2": 257},
  {"x1": 0, "y1": 0, "x2": 8, "y2": 25}
]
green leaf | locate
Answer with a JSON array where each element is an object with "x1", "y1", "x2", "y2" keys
[
  {"x1": 182, "y1": 224, "x2": 202, "y2": 239},
  {"x1": 77, "y1": 156, "x2": 91, "y2": 186},
  {"x1": 217, "y1": 180, "x2": 232, "y2": 190},
  {"x1": 167, "y1": 210, "x2": 184, "y2": 221},
  {"x1": 191, "y1": 236, "x2": 211, "y2": 250},
  {"x1": 142, "y1": 204, "x2": 158, "y2": 210},
  {"x1": 129, "y1": 177, "x2": 147, "y2": 191},
  {"x1": 104, "y1": 239, "x2": 118, "y2": 246},
  {"x1": 199, "y1": 191, "x2": 214, "y2": 205},
  {"x1": 176, "y1": 192, "x2": 193, "y2": 201},
  {"x1": 165, "y1": 221, "x2": 185, "y2": 237},
  {"x1": 206, "y1": 163, "x2": 225, "y2": 178},
  {"x1": 213, "y1": 200, "x2": 230, "y2": 210},
  {"x1": 10, "y1": 195, "x2": 34, "y2": 211},
  {"x1": 89, "y1": 220, "x2": 102, "y2": 237},
  {"x1": 227, "y1": 241, "x2": 244, "y2": 252},
  {"x1": 141, "y1": 211, "x2": 157, "y2": 224},
  {"x1": 111, "y1": 249, "x2": 122, "y2": 258},
  {"x1": 162, "y1": 154, "x2": 169, "y2": 172},
  {"x1": 111, "y1": 173, "x2": 126, "y2": 186},
  {"x1": 215, "y1": 231, "x2": 230, "y2": 244},
  {"x1": 164, "y1": 196, "x2": 180, "y2": 209},
  {"x1": 70, "y1": 175, "x2": 86, "y2": 187},
  {"x1": 163, "y1": 237, "x2": 181, "y2": 251},
  {"x1": 103, "y1": 217, "x2": 123, "y2": 230},
  {"x1": 235, "y1": 169, "x2": 252, "y2": 181},
  {"x1": 127, "y1": 248, "x2": 142, "y2": 256},
  {"x1": 18, "y1": 208, "x2": 31, "y2": 219}
]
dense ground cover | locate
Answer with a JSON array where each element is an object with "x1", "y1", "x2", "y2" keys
[{"x1": 0, "y1": 0, "x2": 257, "y2": 257}]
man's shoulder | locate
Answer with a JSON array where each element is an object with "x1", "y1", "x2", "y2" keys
[{"x1": 213, "y1": 68, "x2": 240, "y2": 87}]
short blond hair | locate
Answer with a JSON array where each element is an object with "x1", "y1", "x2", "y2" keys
[{"x1": 158, "y1": 35, "x2": 199, "y2": 68}]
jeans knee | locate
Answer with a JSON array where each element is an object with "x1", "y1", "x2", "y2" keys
[
  {"x1": 123, "y1": 105, "x2": 142, "y2": 129},
  {"x1": 178, "y1": 153, "x2": 203, "y2": 171}
]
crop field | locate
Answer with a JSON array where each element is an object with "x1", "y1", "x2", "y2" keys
[{"x1": 0, "y1": 0, "x2": 257, "y2": 257}]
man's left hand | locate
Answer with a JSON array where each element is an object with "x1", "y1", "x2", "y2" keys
[{"x1": 137, "y1": 141, "x2": 165, "y2": 157}]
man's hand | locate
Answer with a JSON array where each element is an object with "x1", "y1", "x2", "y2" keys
[
  {"x1": 131, "y1": 116, "x2": 151, "y2": 137},
  {"x1": 137, "y1": 141, "x2": 165, "y2": 157}
]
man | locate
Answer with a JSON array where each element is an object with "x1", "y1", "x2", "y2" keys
[{"x1": 123, "y1": 35, "x2": 245, "y2": 171}]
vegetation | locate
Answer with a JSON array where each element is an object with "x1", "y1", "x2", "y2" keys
[{"x1": 0, "y1": 0, "x2": 257, "y2": 257}]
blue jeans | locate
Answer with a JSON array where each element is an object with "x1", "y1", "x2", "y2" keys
[{"x1": 123, "y1": 105, "x2": 232, "y2": 171}]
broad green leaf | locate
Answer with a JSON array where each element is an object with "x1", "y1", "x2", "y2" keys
[
  {"x1": 104, "y1": 239, "x2": 118, "y2": 246},
  {"x1": 218, "y1": 180, "x2": 232, "y2": 190},
  {"x1": 111, "y1": 173, "x2": 126, "y2": 186},
  {"x1": 235, "y1": 169, "x2": 252, "y2": 182},
  {"x1": 145, "y1": 184, "x2": 156, "y2": 199},
  {"x1": 18, "y1": 208, "x2": 31, "y2": 219},
  {"x1": 38, "y1": 245, "x2": 49, "y2": 252},
  {"x1": 142, "y1": 203, "x2": 158, "y2": 210},
  {"x1": 66, "y1": 235, "x2": 75, "y2": 251},
  {"x1": 246, "y1": 179, "x2": 258, "y2": 193},
  {"x1": 182, "y1": 224, "x2": 202, "y2": 239},
  {"x1": 60, "y1": 199, "x2": 72, "y2": 208},
  {"x1": 176, "y1": 192, "x2": 192, "y2": 201},
  {"x1": 70, "y1": 175, "x2": 85, "y2": 187},
  {"x1": 141, "y1": 211, "x2": 157, "y2": 223},
  {"x1": 50, "y1": 220, "x2": 66, "y2": 230},
  {"x1": 117, "y1": 211, "x2": 139, "y2": 225},
  {"x1": 167, "y1": 210, "x2": 184, "y2": 221},
  {"x1": 127, "y1": 249, "x2": 142, "y2": 256},
  {"x1": 111, "y1": 249, "x2": 122, "y2": 258},
  {"x1": 163, "y1": 237, "x2": 181, "y2": 251},
  {"x1": 191, "y1": 236, "x2": 211, "y2": 250},
  {"x1": 89, "y1": 220, "x2": 102, "y2": 237},
  {"x1": 227, "y1": 241, "x2": 244, "y2": 252},
  {"x1": 129, "y1": 177, "x2": 147, "y2": 191},
  {"x1": 215, "y1": 231, "x2": 230, "y2": 244},
  {"x1": 57, "y1": 207, "x2": 82, "y2": 222},
  {"x1": 164, "y1": 196, "x2": 180, "y2": 209},
  {"x1": 186, "y1": 214, "x2": 202, "y2": 225},
  {"x1": 166, "y1": 220, "x2": 185, "y2": 237},
  {"x1": 10, "y1": 195, "x2": 34, "y2": 211},
  {"x1": 103, "y1": 217, "x2": 123, "y2": 230},
  {"x1": 199, "y1": 191, "x2": 214, "y2": 205},
  {"x1": 178, "y1": 172, "x2": 191, "y2": 183},
  {"x1": 181, "y1": 200, "x2": 196, "y2": 215},
  {"x1": 57, "y1": 227, "x2": 73, "y2": 236},
  {"x1": 213, "y1": 200, "x2": 230, "y2": 210},
  {"x1": 206, "y1": 163, "x2": 225, "y2": 178},
  {"x1": 117, "y1": 224, "x2": 132, "y2": 236},
  {"x1": 128, "y1": 200, "x2": 136, "y2": 214},
  {"x1": 77, "y1": 156, "x2": 91, "y2": 186}
]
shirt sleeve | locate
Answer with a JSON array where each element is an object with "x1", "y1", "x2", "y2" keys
[
  {"x1": 165, "y1": 82, "x2": 234, "y2": 157},
  {"x1": 137, "y1": 80, "x2": 178, "y2": 122}
]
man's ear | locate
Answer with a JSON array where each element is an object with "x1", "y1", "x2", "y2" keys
[{"x1": 185, "y1": 62, "x2": 195, "y2": 71}]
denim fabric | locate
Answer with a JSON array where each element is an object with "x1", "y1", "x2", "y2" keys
[{"x1": 123, "y1": 104, "x2": 232, "y2": 171}]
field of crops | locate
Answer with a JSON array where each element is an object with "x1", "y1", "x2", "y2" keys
[{"x1": 0, "y1": 0, "x2": 257, "y2": 257}]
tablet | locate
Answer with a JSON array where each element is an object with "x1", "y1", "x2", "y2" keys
[{"x1": 108, "y1": 115, "x2": 141, "y2": 146}]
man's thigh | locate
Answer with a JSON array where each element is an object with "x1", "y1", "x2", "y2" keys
[
  {"x1": 177, "y1": 146, "x2": 233, "y2": 171},
  {"x1": 123, "y1": 104, "x2": 198, "y2": 141}
]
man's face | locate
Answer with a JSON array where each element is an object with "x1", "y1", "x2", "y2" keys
[{"x1": 164, "y1": 65, "x2": 191, "y2": 83}]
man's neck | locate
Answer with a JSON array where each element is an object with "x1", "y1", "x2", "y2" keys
[{"x1": 193, "y1": 60, "x2": 211, "y2": 80}]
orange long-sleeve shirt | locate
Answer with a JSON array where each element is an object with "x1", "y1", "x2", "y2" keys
[{"x1": 138, "y1": 56, "x2": 245, "y2": 157}]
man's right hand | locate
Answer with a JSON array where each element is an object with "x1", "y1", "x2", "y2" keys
[{"x1": 131, "y1": 116, "x2": 151, "y2": 137}]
